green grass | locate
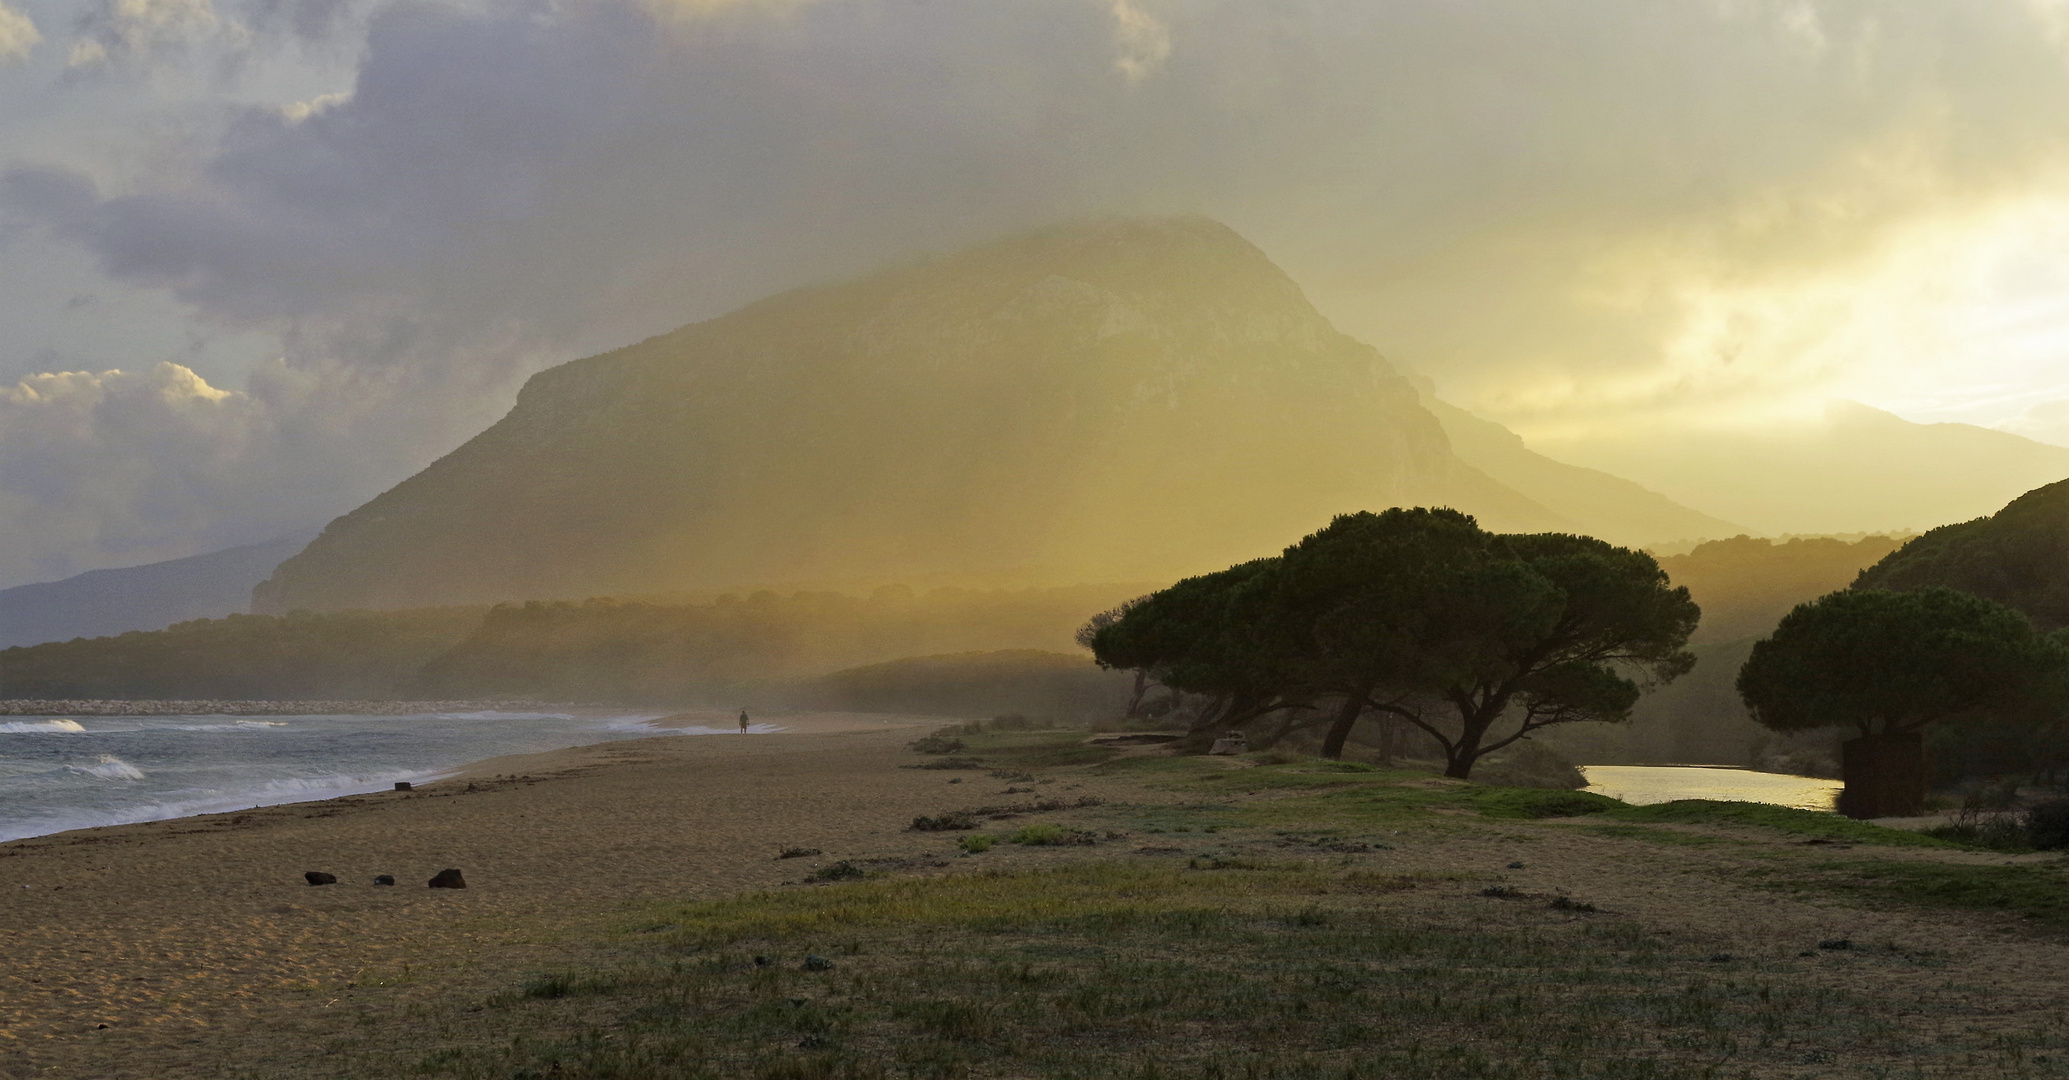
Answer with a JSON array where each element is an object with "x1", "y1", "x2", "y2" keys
[
  {"x1": 408, "y1": 862, "x2": 2069, "y2": 1080},
  {"x1": 1602, "y1": 800, "x2": 1955, "y2": 847},
  {"x1": 1762, "y1": 859, "x2": 2069, "y2": 928}
]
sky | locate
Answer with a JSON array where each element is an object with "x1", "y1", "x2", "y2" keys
[{"x1": 6, "y1": 0, "x2": 2069, "y2": 587}]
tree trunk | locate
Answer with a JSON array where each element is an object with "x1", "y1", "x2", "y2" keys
[
  {"x1": 1444, "y1": 719, "x2": 1486, "y2": 779},
  {"x1": 1320, "y1": 691, "x2": 1367, "y2": 760},
  {"x1": 1837, "y1": 732, "x2": 1925, "y2": 819},
  {"x1": 1124, "y1": 670, "x2": 1149, "y2": 719}
]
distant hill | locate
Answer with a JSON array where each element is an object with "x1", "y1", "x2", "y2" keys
[
  {"x1": 1543, "y1": 401, "x2": 2069, "y2": 536},
  {"x1": 1658, "y1": 534, "x2": 1905, "y2": 645},
  {"x1": 791, "y1": 650, "x2": 1131, "y2": 722},
  {"x1": 0, "y1": 607, "x2": 482, "y2": 700},
  {"x1": 1417, "y1": 392, "x2": 1741, "y2": 547},
  {"x1": 0, "y1": 533, "x2": 312, "y2": 649},
  {"x1": 1854, "y1": 478, "x2": 2069, "y2": 629},
  {"x1": 255, "y1": 216, "x2": 1712, "y2": 614}
]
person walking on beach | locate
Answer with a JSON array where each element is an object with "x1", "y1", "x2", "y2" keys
[{"x1": 738, "y1": 710, "x2": 750, "y2": 734}]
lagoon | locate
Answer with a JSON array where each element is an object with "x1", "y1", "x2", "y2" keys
[{"x1": 1579, "y1": 764, "x2": 1841, "y2": 812}]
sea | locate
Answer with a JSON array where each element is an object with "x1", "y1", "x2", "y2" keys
[{"x1": 0, "y1": 710, "x2": 754, "y2": 843}]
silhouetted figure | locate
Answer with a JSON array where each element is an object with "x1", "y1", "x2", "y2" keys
[{"x1": 739, "y1": 710, "x2": 750, "y2": 733}]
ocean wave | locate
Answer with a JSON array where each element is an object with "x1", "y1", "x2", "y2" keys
[
  {"x1": 434, "y1": 711, "x2": 577, "y2": 721},
  {"x1": 157, "y1": 720, "x2": 291, "y2": 732},
  {"x1": 0, "y1": 719, "x2": 87, "y2": 734},
  {"x1": 62, "y1": 755, "x2": 146, "y2": 781}
]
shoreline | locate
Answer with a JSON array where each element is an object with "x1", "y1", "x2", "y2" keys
[
  {"x1": 0, "y1": 698, "x2": 592, "y2": 716},
  {"x1": 0, "y1": 708, "x2": 939, "y2": 846},
  {"x1": 0, "y1": 717, "x2": 989, "y2": 1077}
]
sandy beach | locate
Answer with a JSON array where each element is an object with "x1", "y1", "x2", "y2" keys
[
  {"x1": 0, "y1": 712, "x2": 997, "y2": 1078},
  {"x1": 6, "y1": 715, "x2": 2069, "y2": 1078}
]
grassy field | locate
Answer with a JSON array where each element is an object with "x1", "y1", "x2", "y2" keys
[{"x1": 357, "y1": 731, "x2": 2069, "y2": 1080}]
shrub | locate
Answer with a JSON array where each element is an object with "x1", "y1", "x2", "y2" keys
[
  {"x1": 959, "y1": 834, "x2": 995, "y2": 854},
  {"x1": 2026, "y1": 800, "x2": 2069, "y2": 850},
  {"x1": 911, "y1": 812, "x2": 979, "y2": 832},
  {"x1": 1009, "y1": 823, "x2": 1096, "y2": 846},
  {"x1": 809, "y1": 861, "x2": 866, "y2": 882},
  {"x1": 909, "y1": 736, "x2": 966, "y2": 755}
]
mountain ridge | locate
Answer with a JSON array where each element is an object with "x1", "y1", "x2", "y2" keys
[{"x1": 252, "y1": 218, "x2": 1695, "y2": 613}]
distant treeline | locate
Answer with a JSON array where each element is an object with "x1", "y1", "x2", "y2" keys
[
  {"x1": 1654, "y1": 534, "x2": 1904, "y2": 645},
  {"x1": 1545, "y1": 534, "x2": 1904, "y2": 774},
  {"x1": 0, "y1": 584, "x2": 1148, "y2": 718},
  {"x1": 0, "y1": 608, "x2": 485, "y2": 701}
]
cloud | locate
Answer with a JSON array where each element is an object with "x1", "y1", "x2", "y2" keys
[
  {"x1": 66, "y1": 0, "x2": 239, "y2": 67},
  {"x1": 0, "y1": 1, "x2": 38, "y2": 61},
  {"x1": 14, "y1": 0, "x2": 2069, "y2": 580},
  {"x1": 2000, "y1": 399, "x2": 2069, "y2": 448},
  {"x1": 0, "y1": 364, "x2": 271, "y2": 583},
  {"x1": 1107, "y1": 0, "x2": 1169, "y2": 82}
]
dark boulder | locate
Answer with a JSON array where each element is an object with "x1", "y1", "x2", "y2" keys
[
  {"x1": 428, "y1": 868, "x2": 466, "y2": 889},
  {"x1": 373, "y1": 874, "x2": 395, "y2": 886},
  {"x1": 304, "y1": 871, "x2": 337, "y2": 886}
]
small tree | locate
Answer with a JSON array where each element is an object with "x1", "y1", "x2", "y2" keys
[{"x1": 1737, "y1": 587, "x2": 2066, "y2": 817}]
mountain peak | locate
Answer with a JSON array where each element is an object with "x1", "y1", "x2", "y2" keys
[{"x1": 252, "y1": 220, "x2": 1572, "y2": 612}]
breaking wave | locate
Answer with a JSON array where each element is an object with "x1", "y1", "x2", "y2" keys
[
  {"x1": 0, "y1": 719, "x2": 87, "y2": 734},
  {"x1": 63, "y1": 756, "x2": 146, "y2": 781}
]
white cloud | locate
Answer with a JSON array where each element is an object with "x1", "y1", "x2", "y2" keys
[
  {"x1": 0, "y1": 1, "x2": 39, "y2": 62},
  {"x1": 67, "y1": 0, "x2": 238, "y2": 67},
  {"x1": 1107, "y1": 0, "x2": 1170, "y2": 82}
]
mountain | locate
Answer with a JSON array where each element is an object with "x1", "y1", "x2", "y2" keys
[
  {"x1": 256, "y1": 217, "x2": 1585, "y2": 612},
  {"x1": 1542, "y1": 402, "x2": 2069, "y2": 536},
  {"x1": 0, "y1": 533, "x2": 313, "y2": 649},
  {"x1": 1413, "y1": 391, "x2": 1742, "y2": 547},
  {"x1": 1659, "y1": 534, "x2": 1905, "y2": 645},
  {"x1": 1854, "y1": 478, "x2": 2069, "y2": 629}
]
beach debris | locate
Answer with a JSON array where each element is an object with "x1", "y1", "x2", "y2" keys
[
  {"x1": 428, "y1": 868, "x2": 467, "y2": 889},
  {"x1": 373, "y1": 874, "x2": 396, "y2": 886},
  {"x1": 1507, "y1": 861, "x2": 1526, "y2": 869},
  {"x1": 1547, "y1": 896, "x2": 1595, "y2": 912},
  {"x1": 304, "y1": 871, "x2": 337, "y2": 886},
  {"x1": 393, "y1": 781, "x2": 412, "y2": 791},
  {"x1": 1479, "y1": 885, "x2": 1521, "y2": 898},
  {"x1": 802, "y1": 955, "x2": 835, "y2": 971},
  {"x1": 777, "y1": 847, "x2": 822, "y2": 859},
  {"x1": 911, "y1": 811, "x2": 979, "y2": 831},
  {"x1": 808, "y1": 861, "x2": 865, "y2": 882}
]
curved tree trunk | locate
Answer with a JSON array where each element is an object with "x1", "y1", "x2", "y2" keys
[{"x1": 1320, "y1": 689, "x2": 1369, "y2": 760}]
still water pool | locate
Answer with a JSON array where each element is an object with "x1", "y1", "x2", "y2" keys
[{"x1": 1578, "y1": 764, "x2": 1841, "y2": 812}]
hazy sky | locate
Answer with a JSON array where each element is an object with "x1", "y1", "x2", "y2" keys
[{"x1": 6, "y1": 0, "x2": 2069, "y2": 586}]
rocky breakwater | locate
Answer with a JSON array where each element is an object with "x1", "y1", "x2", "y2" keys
[{"x1": 0, "y1": 699, "x2": 581, "y2": 716}]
